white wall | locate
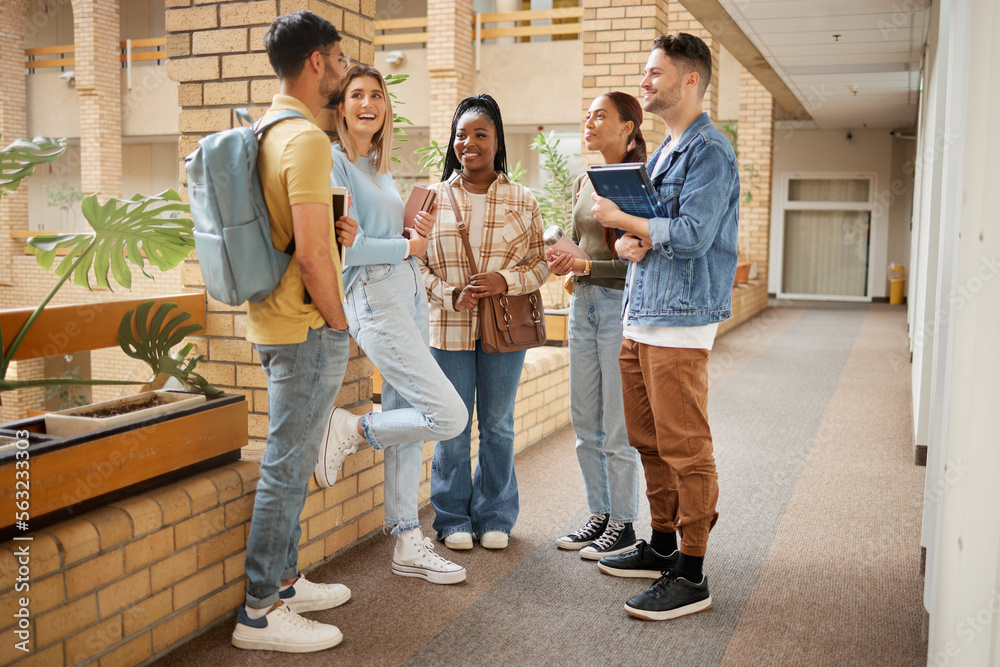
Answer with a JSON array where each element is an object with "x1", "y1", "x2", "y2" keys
[
  {"x1": 768, "y1": 128, "x2": 894, "y2": 298},
  {"x1": 923, "y1": 0, "x2": 1000, "y2": 664},
  {"x1": 27, "y1": 66, "x2": 178, "y2": 138}
]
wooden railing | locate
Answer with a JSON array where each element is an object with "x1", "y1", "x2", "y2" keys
[
  {"x1": 373, "y1": 7, "x2": 583, "y2": 46},
  {"x1": 24, "y1": 37, "x2": 166, "y2": 71}
]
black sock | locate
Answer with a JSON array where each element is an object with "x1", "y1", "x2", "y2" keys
[
  {"x1": 649, "y1": 529, "x2": 677, "y2": 556},
  {"x1": 676, "y1": 553, "x2": 704, "y2": 582}
]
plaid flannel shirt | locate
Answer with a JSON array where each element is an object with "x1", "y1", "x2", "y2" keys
[{"x1": 419, "y1": 173, "x2": 550, "y2": 351}]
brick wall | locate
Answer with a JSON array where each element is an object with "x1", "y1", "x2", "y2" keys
[
  {"x1": 581, "y1": 0, "x2": 667, "y2": 165},
  {"x1": 737, "y1": 66, "x2": 774, "y2": 283},
  {"x1": 427, "y1": 0, "x2": 473, "y2": 147},
  {"x1": 0, "y1": 345, "x2": 571, "y2": 665},
  {"x1": 665, "y1": 1, "x2": 719, "y2": 121},
  {"x1": 0, "y1": 0, "x2": 31, "y2": 285},
  {"x1": 74, "y1": 0, "x2": 123, "y2": 201},
  {"x1": 580, "y1": 1, "x2": 720, "y2": 166}
]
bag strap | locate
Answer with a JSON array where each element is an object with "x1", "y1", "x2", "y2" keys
[{"x1": 444, "y1": 178, "x2": 480, "y2": 276}]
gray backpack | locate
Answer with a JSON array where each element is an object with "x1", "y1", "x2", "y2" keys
[{"x1": 185, "y1": 108, "x2": 305, "y2": 306}]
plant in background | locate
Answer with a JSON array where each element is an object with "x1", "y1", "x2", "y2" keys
[
  {"x1": 0, "y1": 136, "x2": 217, "y2": 397},
  {"x1": 44, "y1": 178, "x2": 84, "y2": 229},
  {"x1": 0, "y1": 135, "x2": 67, "y2": 196},
  {"x1": 531, "y1": 130, "x2": 574, "y2": 230},
  {"x1": 721, "y1": 121, "x2": 759, "y2": 205},
  {"x1": 40, "y1": 367, "x2": 90, "y2": 411},
  {"x1": 415, "y1": 140, "x2": 447, "y2": 181},
  {"x1": 384, "y1": 73, "x2": 411, "y2": 163}
]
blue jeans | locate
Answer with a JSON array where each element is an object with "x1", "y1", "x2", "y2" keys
[
  {"x1": 569, "y1": 282, "x2": 641, "y2": 523},
  {"x1": 430, "y1": 341, "x2": 525, "y2": 538},
  {"x1": 345, "y1": 257, "x2": 466, "y2": 536},
  {"x1": 245, "y1": 324, "x2": 350, "y2": 608}
]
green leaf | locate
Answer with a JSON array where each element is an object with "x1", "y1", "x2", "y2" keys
[
  {"x1": 0, "y1": 137, "x2": 67, "y2": 198},
  {"x1": 117, "y1": 301, "x2": 220, "y2": 396},
  {"x1": 28, "y1": 189, "x2": 193, "y2": 291}
]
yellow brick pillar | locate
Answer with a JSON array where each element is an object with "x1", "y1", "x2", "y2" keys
[
  {"x1": 738, "y1": 67, "x2": 774, "y2": 283},
  {"x1": 72, "y1": 0, "x2": 123, "y2": 201},
  {"x1": 165, "y1": 0, "x2": 377, "y2": 449},
  {"x1": 0, "y1": 0, "x2": 31, "y2": 286},
  {"x1": 666, "y1": 1, "x2": 719, "y2": 122},
  {"x1": 427, "y1": 0, "x2": 473, "y2": 149},
  {"x1": 581, "y1": 0, "x2": 667, "y2": 166}
]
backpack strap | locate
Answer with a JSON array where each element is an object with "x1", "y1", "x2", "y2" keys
[{"x1": 241, "y1": 107, "x2": 311, "y2": 299}]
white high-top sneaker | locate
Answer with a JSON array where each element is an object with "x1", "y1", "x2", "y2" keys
[{"x1": 392, "y1": 528, "x2": 467, "y2": 584}]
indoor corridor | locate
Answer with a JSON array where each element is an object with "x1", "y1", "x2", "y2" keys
[{"x1": 154, "y1": 304, "x2": 928, "y2": 666}]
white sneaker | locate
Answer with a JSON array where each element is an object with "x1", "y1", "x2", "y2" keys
[
  {"x1": 443, "y1": 532, "x2": 474, "y2": 550},
  {"x1": 280, "y1": 575, "x2": 351, "y2": 613},
  {"x1": 392, "y1": 528, "x2": 466, "y2": 584},
  {"x1": 232, "y1": 603, "x2": 343, "y2": 653},
  {"x1": 315, "y1": 408, "x2": 365, "y2": 488},
  {"x1": 480, "y1": 530, "x2": 509, "y2": 550}
]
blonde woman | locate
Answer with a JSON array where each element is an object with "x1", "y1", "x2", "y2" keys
[{"x1": 316, "y1": 65, "x2": 468, "y2": 584}]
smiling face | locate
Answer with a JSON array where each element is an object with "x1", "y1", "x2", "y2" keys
[
  {"x1": 640, "y1": 49, "x2": 686, "y2": 117},
  {"x1": 338, "y1": 75, "x2": 386, "y2": 142},
  {"x1": 584, "y1": 95, "x2": 633, "y2": 158},
  {"x1": 453, "y1": 111, "x2": 498, "y2": 176}
]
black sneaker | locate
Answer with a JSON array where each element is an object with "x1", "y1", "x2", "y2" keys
[
  {"x1": 556, "y1": 513, "x2": 608, "y2": 550},
  {"x1": 597, "y1": 540, "x2": 678, "y2": 578},
  {"x1": 580, "y1": 521, "x2": 636, "y2": 560},
  {"x1": 624, "y1": 572, "x2": 712, "y2": 620}
]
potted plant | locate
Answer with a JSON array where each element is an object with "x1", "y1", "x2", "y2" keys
[{"x1": 0, "y1": 136, "x2": 247, "y2": 535}]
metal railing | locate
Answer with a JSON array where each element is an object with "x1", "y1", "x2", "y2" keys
[
  {"x1": 373, "y1": 7, "x2": 583, "y2": 47},
  {"x1": 24, "y1": 37, "x2": 166, "y2": 73}
]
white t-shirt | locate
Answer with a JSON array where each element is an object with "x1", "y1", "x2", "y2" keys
[
  {"x1": 467, "y1": 192, "x2": 486, "y2": 259},
  {"x1": 623, "y1": 320, "x2": 719, "y2": 350}
]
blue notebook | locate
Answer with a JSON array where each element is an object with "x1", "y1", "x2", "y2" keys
[{"x1": 587, "y1": 163, "x2": 663, "y2": 220}]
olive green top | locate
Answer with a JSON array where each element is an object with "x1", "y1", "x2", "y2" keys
[{"x1": 570, "y1": 174, "x2": 627, "y2": 290}]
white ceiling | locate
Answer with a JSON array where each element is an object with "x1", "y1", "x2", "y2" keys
[{"x1": 717, "y1": 0, "x2": 929, "y2": 130}]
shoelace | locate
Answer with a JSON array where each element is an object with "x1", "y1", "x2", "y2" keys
[
  {"x1": 590, "y1": 522, "x2": 625, "y2": 550},
  {"x1": 275, "y1": 605, "x2": 323, "y2": 630},
  {"x1": 419, "y1": 537, "x2": 458, "y2": 568},
  {"x1": 570, "y1": 514, "x2": 607, "y2": 540}
]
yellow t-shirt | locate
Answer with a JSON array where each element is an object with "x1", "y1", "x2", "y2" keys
[{"x1": 246, "y1": 95, "x2": 345, "y2": 345}]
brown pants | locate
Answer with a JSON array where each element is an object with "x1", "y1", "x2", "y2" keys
[{"x1": 619, "y1": 339, "x2": 719, "y2": 557}]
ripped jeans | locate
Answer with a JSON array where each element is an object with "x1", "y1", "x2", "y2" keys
[{"x1": 345, "y1": 257, "x2": 466, "y2": 535}]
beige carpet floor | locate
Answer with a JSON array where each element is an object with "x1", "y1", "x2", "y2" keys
[{"x1": 152, "y1": 304, "x2": 927, "y2": 667}]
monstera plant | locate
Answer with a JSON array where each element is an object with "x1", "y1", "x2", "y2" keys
[{"x1": 0, "y1": 135, "x2": 217, "y2": 397}]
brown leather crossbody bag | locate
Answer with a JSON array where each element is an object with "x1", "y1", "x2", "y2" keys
[{"x1": 443, "y1": 180, "x2": 546, "y2": 354}]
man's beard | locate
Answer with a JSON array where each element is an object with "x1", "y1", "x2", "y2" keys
[{"x1": 644, "y1": 79, "x2": 682, "y2": 115}]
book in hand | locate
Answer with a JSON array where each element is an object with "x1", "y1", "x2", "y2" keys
[
  {"x1": 403, "y1": 185, "x2": 437, "y2": 230},
  {"x1": 587, "y1": 163, "x2": 663, "y2": 220},
  {"x1": 332, "y1": 186, "x2": 348, "y2": 266}
]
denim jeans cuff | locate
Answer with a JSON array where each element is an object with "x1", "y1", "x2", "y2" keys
[
  {"x1": 610, "y1": 516, "x2": 639, "y2": 524},
  {"x1": 390, "y1": 519, "x2": 421, "y2": 538},
  {"x1": 477, "y1": 527, "x2": 511, "y2": 536},
  {"x1": 361, "y1": 413, "x2": 384, "y2": 450},
  {"x1": 280, "y1": 566, "x2": 298, "y2": 581},
  {"x1": 245, "y1": 590, "x2": 280, "y2": 610}
]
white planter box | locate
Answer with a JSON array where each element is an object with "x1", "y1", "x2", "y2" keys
[{"x1": 44, "y1": 390, "x2": 207, "y2": 437}]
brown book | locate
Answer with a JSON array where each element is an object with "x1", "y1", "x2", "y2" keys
[{"x1": 403, "y1": 185, "x2": 436, "y2": 229}]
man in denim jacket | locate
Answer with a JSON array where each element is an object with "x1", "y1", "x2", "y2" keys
[{"x1": 591, "y1": 32, "x2": 739, "y2": 621}]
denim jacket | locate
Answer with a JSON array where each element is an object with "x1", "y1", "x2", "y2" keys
[{"x1": 623, "y1": 112, "x2": 739, "y2": 327}]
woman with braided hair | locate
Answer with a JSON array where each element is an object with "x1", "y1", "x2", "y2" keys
[{"x1": 418, "y1": 94, "x2": 548, "y2": 551}]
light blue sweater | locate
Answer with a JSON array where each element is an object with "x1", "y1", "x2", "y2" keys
[{"x1": 330, "y1": 144, "x2": 407, "y2": 292}]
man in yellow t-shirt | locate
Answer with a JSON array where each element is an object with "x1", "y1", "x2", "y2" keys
[{"x1": 232, "y1": 10, "x2": 357, "y2": 654}]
